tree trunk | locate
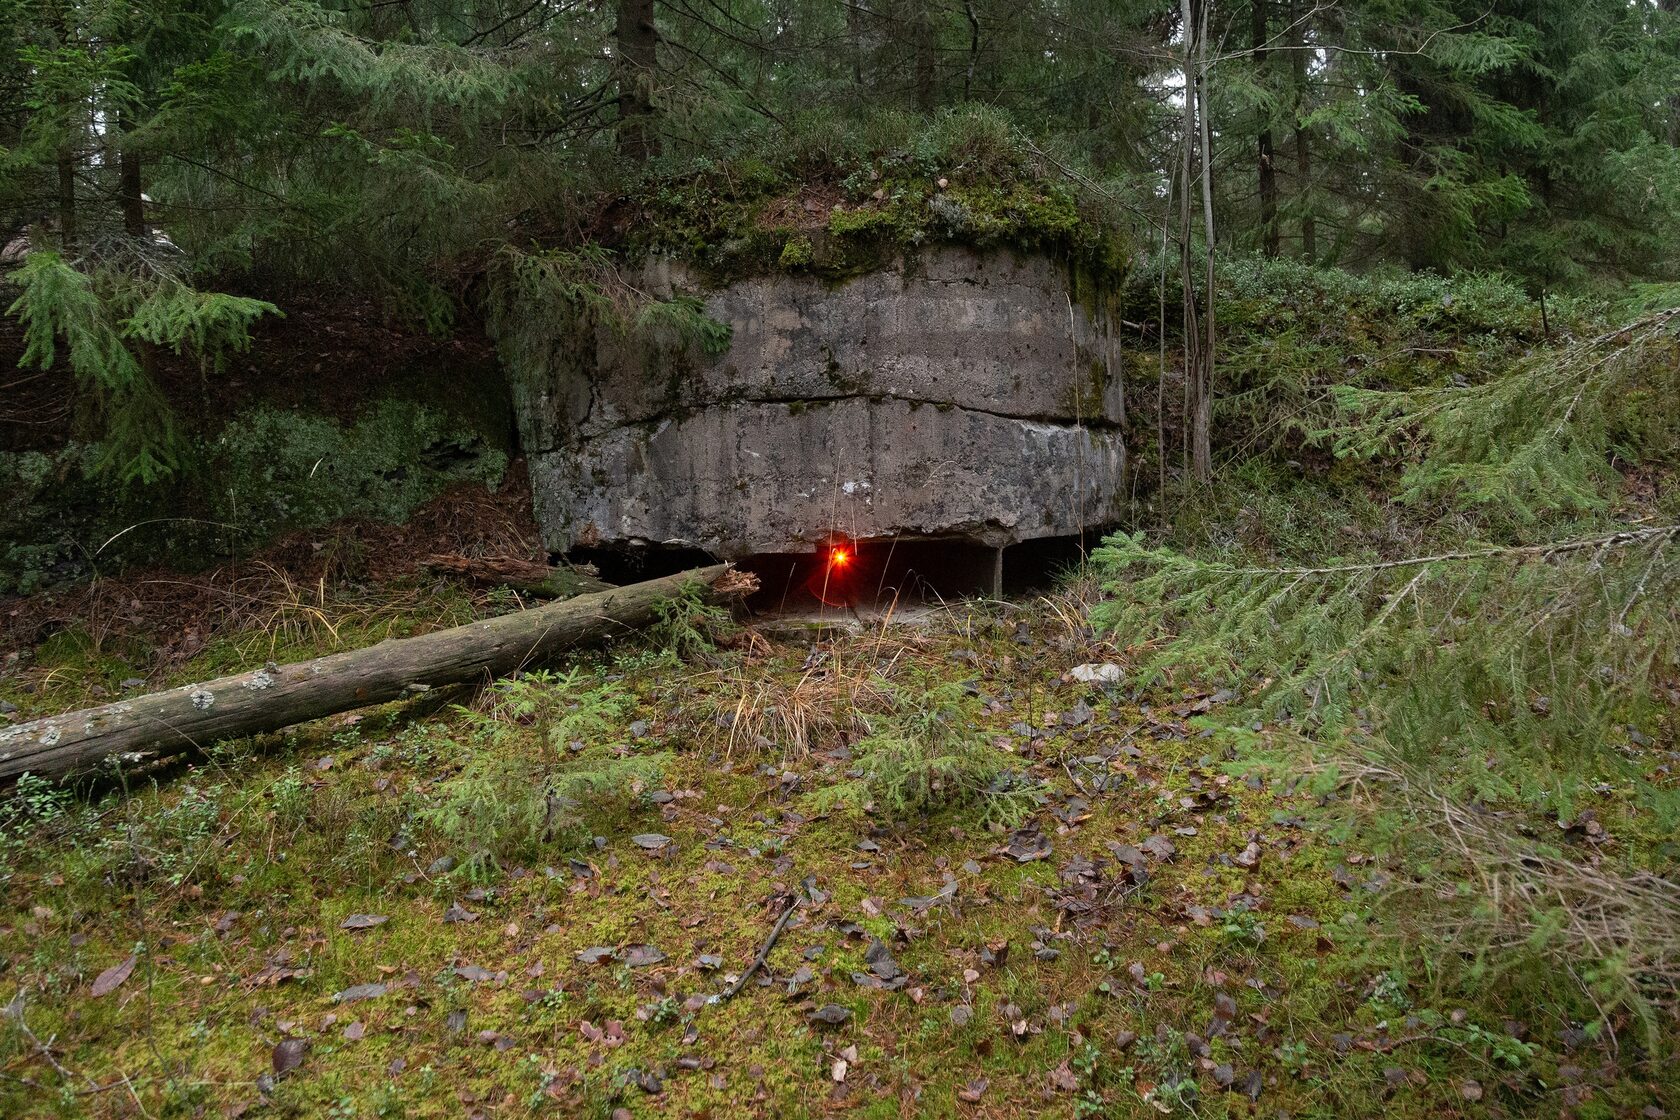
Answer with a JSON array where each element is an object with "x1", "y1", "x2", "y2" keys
[
  {"x1": 118, "y1": 112, "x2": 144, "y2": 238},
  {"x1": 1178, "y1": 0, "x2": 1216, "y2": 484},
  {"x1": 1192, "y1": 0, "x2": 1216, "y2": 484},
  {"x1": 54, "y1": 9, "x2": 77, "y2": 251},
  {"x1": 615, "y1": 0, "x2": 661, "y2": 161},
  {"x1": 1663, "y1": 0, "x2": 1680, "y2": 146},
  {"x1": 0, "y1": 566, "x2": 753, "y2": 782},
  {"x1": 963, "y1": 0, "x2": 980, "y2": 101},
  {"x1": 1291, "y1": 0, "x2": 1315, "y2": 260},
  {"x1": 1253, "y1": 0, "x2": 1279, "y2": 258},
  {"x1": 56, "y1": 149, "x2": 75, "y2": 250},
  {"x1": 1178, "y1": 0, "x2": 1199, "y2": 482},
  {"x1": 849, "y1": 0, "x2": 866, "y2": 87},
  {"x1": 913, "y1": 4, "x2": 936, "y2": 112}
]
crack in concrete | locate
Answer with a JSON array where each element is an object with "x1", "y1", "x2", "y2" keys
[{"x1": 555, "y1": 393, "x2": 1125, "y2": 447}]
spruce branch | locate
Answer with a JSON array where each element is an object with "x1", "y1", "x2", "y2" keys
[
  {"x1": 1093, "y1": 523, "x2": 1678, "y2": 793},
  {"x1": 1321, "y1": 308, "x2": 1680, "y2": 517},
  {"x1": 1155, "y1": 524, "x2": 1678, "y2": 579}
]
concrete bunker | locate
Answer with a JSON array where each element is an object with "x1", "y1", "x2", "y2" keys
[{"x1": 518, "y1": 247, "x2": 1128, "y2": 601}]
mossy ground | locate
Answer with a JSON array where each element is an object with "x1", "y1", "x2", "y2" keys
[{"x1": 0, "y1": 575, "x2": 1674, "y2": 1118}]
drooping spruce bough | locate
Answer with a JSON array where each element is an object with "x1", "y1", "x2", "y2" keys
[{"x1": 1094, "y1": 307, "x2": 1680, "y2": 1013}]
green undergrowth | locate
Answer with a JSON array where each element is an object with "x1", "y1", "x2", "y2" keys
[
  {"x1": 1126, "y1": 265, "x2": 1547, "y2": 501},
  {"x1": 1095, "y1": 276, "x2": 1680, "y2": 1066},
  {"x1": 6, "y1": 252, "x2": 282, "y2": 485},
  {"x1": 1, "y1": 574, "x2": 1674, "y2": 1117},
  {"x1": 0, "y1": 393, "x2": 510, "y2": 596}
]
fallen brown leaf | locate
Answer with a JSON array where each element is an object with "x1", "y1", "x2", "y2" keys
[{"x1": 90, "y1": 954, "x2": 136, "y2": 997}]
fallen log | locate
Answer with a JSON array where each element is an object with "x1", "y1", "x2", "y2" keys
[
  {"x1": 421, "y1": 554, "x2": 613, "y2": 599},
  {"x1": 0, "y1": 565, "x2": 754, "y2": 782}
]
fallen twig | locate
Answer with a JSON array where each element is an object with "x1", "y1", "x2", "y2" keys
[{"x1": 714, "y1": 894, "x2": 799, "y2": 1002}]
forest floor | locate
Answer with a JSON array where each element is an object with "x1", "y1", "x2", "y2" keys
[{"x1": 0, "y1": 558, "x2": 1673, "y2": 1119}]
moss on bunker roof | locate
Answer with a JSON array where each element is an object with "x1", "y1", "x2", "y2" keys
[{"x1": 608, "y1": 113, "x2": 1132, "y2": 288}]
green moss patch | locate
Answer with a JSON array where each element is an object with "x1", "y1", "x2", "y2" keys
[
  {"x1": 2, "y1": 584, "x2": 1671, "y2": 1118},
  {"x1": 616, "y1": 109, "x2": 1130, "y2": 289}
]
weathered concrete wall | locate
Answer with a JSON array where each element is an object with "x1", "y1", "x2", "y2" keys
[{"x1": 522, "y1": 248, "x2": 1126, "y2": 556}]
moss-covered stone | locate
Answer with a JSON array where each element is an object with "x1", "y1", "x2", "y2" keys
[
  {"x1": 1, "y1": 444, "x2": 113, "y2": 595},
  {"x1": 777, "y1": 235, "x2": 815, "y2": 269},
  {"x1": 617, "y1": 114, "x2": 1131, "y2": 293}
]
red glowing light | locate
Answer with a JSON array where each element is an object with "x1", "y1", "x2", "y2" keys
[{"x1": 830, "y1": 547, "x2": 850, "y2": 568}]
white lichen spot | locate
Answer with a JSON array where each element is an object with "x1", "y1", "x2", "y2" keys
[
  {"x1": 841, "y1": 479, "x2": 873, "y2": 495},
  {"x1": 245, "y1": 669, "x2": 275, "y2": 691},
  {"x1": 39, "y1": 725, "x2": 61, "y2": 747},
  {"x1": 190, "y1": 689, "x2": 215, "y2": 711}
]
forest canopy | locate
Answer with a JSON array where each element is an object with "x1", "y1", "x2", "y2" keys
[
  {"x1": 5, "y1": 0, "x2": 1678, "y2": 485},
  {"x1": 5, "y1": 0, "x2": 1678, "y2": 296}
]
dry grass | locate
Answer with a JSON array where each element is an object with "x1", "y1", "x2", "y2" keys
[
  {"x1": 711, "y1": 646, "x2": 894, "y2": 759},
  {"x1": 707, "y1": 603, "x2": 985, "y2": 760},
  {"x1": 1434, "y1": 790, "x2": 1680, "y2": 989},
  {"x1": 212, "y1": 563, "x2": 464, "y2": 659},
  {"x1": 1035, "y1": 561, "x2": 1122, "y2": 663},
  {"x1": 1327, "y1": 753, "x2": 1680, "y2": 1011}
]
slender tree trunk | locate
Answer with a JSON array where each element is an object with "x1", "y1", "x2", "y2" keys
[
  {"x1": 963, "y1": 0, "x2": 980, "y2": 101},
  {"x1": 848, "y1": 0, "x2": 866, "y2": 87},
  {"x1": 56, "y1": 149, "x2": 75, "y2": 250},
  {"x1": 913, "y1": 3, "x2": 936, "y2": 113},
  {"x1": 1177, "y1": 0, "x2": 1215, "y2": 484},
  {"x1": 1291, "y1": 0, "x2": 1315, "y2": 260},
  {"x1": 1253, "y1": 0, "x2": 1278, "y2": 258},
  {"x1": 1178, "y1": 0, "x2": 1199, "y2": 483},
  {"x1": 52, "y1": 7, "x2": 76, "y2": 250},
  {"x1": 1662, "y1": 0, "x2": 1680, "y2": 146},
  {"x1": 1191, "y1": 0, "x2": 1216, "y2": 484},
  {"x1": 614, "y1": 0, "x2": 660, "y2": 161},
  {"x1": 1157, "y1": 164, "x2": 1174, "y2": 505},
  {"x1": 118, "y1": 112, "x2": 144, "y2": 238}
]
